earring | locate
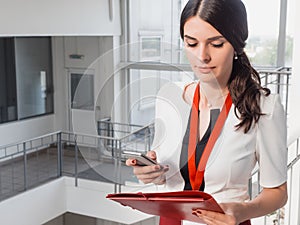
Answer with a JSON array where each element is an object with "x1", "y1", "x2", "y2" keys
[{"x1": 234, "y1": 52, "x2": 238, "y2": 60}]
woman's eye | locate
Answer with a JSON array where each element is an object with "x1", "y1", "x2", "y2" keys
[
  {"x1": 211, "y1": 42, "x2": 224, "y2": 48},
  {"x1": 186, "y1": 42, "x2": 197, "y2": 47}
]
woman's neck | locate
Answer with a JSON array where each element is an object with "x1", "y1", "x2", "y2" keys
[{"x1": 199, "y1": 83, "x2": 229, "y2": 109}]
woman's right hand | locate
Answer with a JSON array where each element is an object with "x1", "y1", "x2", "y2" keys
[{"x1": 125, "y1": 150, "x2": 169, "y2": 185}]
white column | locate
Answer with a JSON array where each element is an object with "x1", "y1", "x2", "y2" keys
[{"x1": 288, "y1": 0, "x2": 300, "y2": 142}]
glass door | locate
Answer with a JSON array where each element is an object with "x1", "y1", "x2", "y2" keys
[{"x1": 67, "y1": 68, "x2": 95, "y2": 134}]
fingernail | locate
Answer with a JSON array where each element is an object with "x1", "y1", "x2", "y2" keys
[
  {"x1": 155, "y1": 165, "x2": 161, "y2": 170},
  {"x1": 196, "y1": 210, "x2": 202, "y2": 214}
]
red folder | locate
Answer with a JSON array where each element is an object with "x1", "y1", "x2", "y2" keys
[{"x1": 106, "y1": 190, "x2": 224, "y2": 223}]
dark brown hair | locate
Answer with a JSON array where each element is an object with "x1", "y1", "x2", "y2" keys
[{"x1": 180, "y1": 0, "x2": 270, "y2": 133}]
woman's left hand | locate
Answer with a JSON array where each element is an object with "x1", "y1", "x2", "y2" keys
[
  {"x1": 192, "y1": 202, "x2": 246, "y2": 225},
  {"x1": 192, "y1": 183, "x2": 287, "y2": 224}
]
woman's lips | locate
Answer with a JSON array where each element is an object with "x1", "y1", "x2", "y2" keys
[{"x1": 194, "y1": 66, "x2": 215, "y2": 74}]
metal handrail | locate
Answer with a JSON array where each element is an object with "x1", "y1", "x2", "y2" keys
[
  {"x1": 119, "y1": 122, "x2": 154, "y2": 141},
  {"x1": 0, "y1": 131, "x2": 61, "y2": 150},
  {"x1": 0, "y1": 120, "x2": 155, "y2": 201}
]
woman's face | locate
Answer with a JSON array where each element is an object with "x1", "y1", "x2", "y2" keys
[{"x1": 183, "y1": 16, "x2": 235, "y2": 88}]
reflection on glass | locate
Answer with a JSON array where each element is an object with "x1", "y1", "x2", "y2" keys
[
  {"x1": 71, "y1": 73, "x2": 94, "y2": 110},
  {"x1": 129, "y1": 69, "x2": 193, "y2": 125},
  {"x1": 243, "y1": 0, "x2": 280, "y2": 66},
  {"x1": 140, "y1": 37, "x2": 161, "y2": 60},
  {"x1": 129, "y1": 0, "x2": 288, "y2": 67},
  {"x1": 15, "y1": 37, "x2": 53, "y2": 119}
]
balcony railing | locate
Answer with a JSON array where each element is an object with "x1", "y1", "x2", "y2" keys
[
  {"x1": 258, "y1": 66, "x2": 291, "y2": 114},
  {"x1": 0, "y1": 121, "x2": 154, "y2": 201}
]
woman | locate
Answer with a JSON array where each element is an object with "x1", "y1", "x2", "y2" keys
[{"x1": 126, "y1": 0, "x2": 288, "y2": 224}]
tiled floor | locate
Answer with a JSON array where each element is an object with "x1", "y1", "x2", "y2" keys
[{"x1": 0, "y1": 145, "x2": 137, "y2": 201}]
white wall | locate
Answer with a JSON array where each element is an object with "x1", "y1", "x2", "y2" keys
[
  {"x1": 0, "y1": 115, "x2": 55, "y2": 146},
  {"x1": 55, "y1": 36, "x2": 116, "y2": 136},
  {"x1": 0, "y1": 177, "x2": 157, "y2": 225},
  {"x1": 0, "y1": 178, "x2": 66, "y2": 225},
  {"x1": 0, "y1": 0, "x2": 121, "y2": 36}
]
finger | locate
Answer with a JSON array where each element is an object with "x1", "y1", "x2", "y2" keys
[
  {"x1": 152, "y1": 175, "x2": 166, "y2": 184},
  {"x1": 135, "y1": 164, "x2": 169, "y2": 175},
  {"x1": 136, "y1": 167, "x2": 168, "y2": 180},
  {"x1": 200, "y1": 216, "x2": 220, "y2": 225},
  {"x1": 133, "y1": 164, "x2": 162, "y2": 175},
  {"x1": 193, "y1": 211, "x2": 223, "y2": 225},
  {"x1": 125, "y1": 158, "x2": 137, "y2": 166},
  {"x1": 193, "y1": 209, "x2": 235, "y2": 225},
  {"x1": 146, "y1": 150, "x2": 157, "y2": 160},
  {"x1": 140, "y1": 175, "x2": 166, "y2": 184}
]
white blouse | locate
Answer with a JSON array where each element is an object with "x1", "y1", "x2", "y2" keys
[{"x1": 153, "y1": 81, "x2": 287, "y2": 203}]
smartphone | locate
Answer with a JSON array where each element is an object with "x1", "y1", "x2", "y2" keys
[{"x1": 122, "y1": 150, "x2": 157, "y2": 166}]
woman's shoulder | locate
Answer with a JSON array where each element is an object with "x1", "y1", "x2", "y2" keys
[
  {"x1": 260, "y1": 93, "x2": 285, "y2": 117},
  {"x1": 182, "y1": 81, "x2": 198, "y2": 105}
]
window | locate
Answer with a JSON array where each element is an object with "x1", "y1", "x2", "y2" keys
[
  {"x1": 125, "y1": 0, "x2": 290, "y2": 125},
  {"x1": 0, "y1": 37, "x2": 54, "y2": 123},
  {"x1": 285, "y1": 0, "x2": 296, "y2": 66},
  {"x1": 15, "y1": 37, "x2": 54, "y2": 119},
  {"x1": 129, "y1": 69, "x2": 193, "y2": 125},
  {"x1": 137, "y1": 34, "x2": 162, "y2": 110},
  {"x1": 0, "y1": 38, "x2": 17, "y2": 123},
  {"x1": 129, "y1": 0, "x2": 183, "y2": 64},
  {"x1": 243, "y1": 0, "x2": 281, "y2": 67},
  {"x1": 140, "y1": 35, "x2": 162, "y2": 61}
]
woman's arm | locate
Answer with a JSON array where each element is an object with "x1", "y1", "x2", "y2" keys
[
  {"x1": 193, "y1": 182, "x2": 288, "y2": 225},
  {"x1": 236, "y1": 182, "x2": 288, "y2": 221}
]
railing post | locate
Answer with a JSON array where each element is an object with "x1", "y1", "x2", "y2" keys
[
  {"x1": 248, "y1": 177, "x2": 252, "y2": 200},
  {"x1": 285, "y1": 73, "x2": 289, "y2": 114},
  {"x1": 57, "y1": 132, "x2": 62, "y2": 177},
  {"x1": 74, "y1": 134, "x2": 78, "y2": 187},
  {"x1": 118, "y1": 140, "x2": 122, "y2": 193},
  {"x1": 23, "y1": 142, "x2": 27, "y2": 191},
  {"x1": 277, "y1": 209, "x2": 280, "y2": 225},
  {"x1": 265, "y1": 73, "x2": 268, "y2": 87},
  {"x1": 145, "y1": 128, "x2": 150, "y2": 151},
  {"x1": 277, "y1": 73, "x2": 281, "y2": 94},
  {"x1": 113, "y1": 139, "x2": 118, "y2": 193},
  {"x1": 257, "y1": 171, "x2": 261, "y2": 196}
]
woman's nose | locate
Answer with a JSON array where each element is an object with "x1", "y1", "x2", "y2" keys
[{"x1": 197, "y1": 44, "x2": 211, "y2": 63}]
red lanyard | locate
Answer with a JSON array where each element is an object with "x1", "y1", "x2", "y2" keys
[{"x1": 188, "y1": 84, "x2": 232, "y2": 190}]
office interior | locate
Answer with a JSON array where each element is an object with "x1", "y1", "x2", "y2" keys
[{"x1": 0, "y1": 0, "x2": 300, "y2": 225}]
